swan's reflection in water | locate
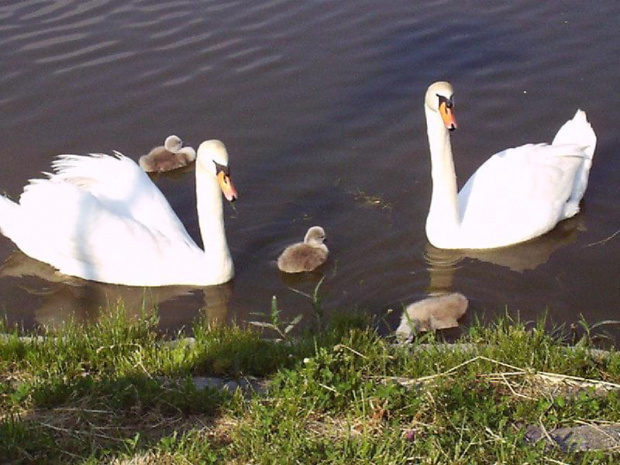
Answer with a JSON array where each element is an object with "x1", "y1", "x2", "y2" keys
[
  {"x1": 278, "y1": 267, "x2": 326, "y2": 289},
  {"x1": 400, "y1": 215, "x2": 585, "y2": 338},
  {"x1": 1, "y1": 214, "x2": 584, "y2": 334},
  {"x1": 424, "y1": 214, "x2": 583, "y2": 294},
  {"x1": 1, "y1": 251, "x2": 232, "y2": 332}
]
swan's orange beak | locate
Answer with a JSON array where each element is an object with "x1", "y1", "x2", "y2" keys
[
  {"x1": 439, "y1": 101, "x2": 458, "y2": 131},
  {"x1": 217, "y1": 171, "x2": 238, "y2": 202}
]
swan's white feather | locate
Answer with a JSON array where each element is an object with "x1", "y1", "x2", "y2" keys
[
  {"x1": 46, "y1": 152, "x2": 192, "y2": 245},
  {"x1": 457, "y1": 143, "x2": 587, "y2": 247},
  {"x1": 551, "y1": 109, "x2": 596, "y2": 208}
]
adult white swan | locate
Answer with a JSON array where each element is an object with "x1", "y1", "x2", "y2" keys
[
  {"x1": 424, "y1": 81, "x2": 596, "y2": 249},
  {"x1": 0, "y1": 140, "x2": 237, "y2": 286}
]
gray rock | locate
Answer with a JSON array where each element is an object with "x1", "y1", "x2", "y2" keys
[
  {"x1": 524, "y1": 423, "x2": 620, "y2": 452},
  {"x1": 191, "y1": 376, "x2": 226, "y2": 391},
  {"x1": 191, "y1": 376, "x2": 271, "y2": 396}
]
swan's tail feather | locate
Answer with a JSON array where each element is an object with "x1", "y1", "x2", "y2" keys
[
  {"x1": 552, "y1": 110, "x2": 597, "y2": 214},
  {"x1": 552, "y1": 109, "x2": 596, "y2": 159}
]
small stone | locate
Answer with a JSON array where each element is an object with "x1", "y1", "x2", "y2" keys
[
  {"x1": 524, "y1": 423, "x2": 620, "y2": 452},
  {"x1": 192, "y1": 377, "x2": 225, "y2": 391}
]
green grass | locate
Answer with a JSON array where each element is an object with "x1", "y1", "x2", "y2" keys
[{"x1": 0, "y1": 305, "x2": 618, "y2": 464}]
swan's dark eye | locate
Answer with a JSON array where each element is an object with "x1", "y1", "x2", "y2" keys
[
  {"x1": 213, "y1": 160, "x2": 230, "y2": 176},
  {"x1": 437, "y1": 94, "x2": 454, "y2": 109}
]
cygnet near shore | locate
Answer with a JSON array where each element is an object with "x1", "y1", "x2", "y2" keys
[{"x1": 396, "y1": 292, "x2": 468, "y2": 337}]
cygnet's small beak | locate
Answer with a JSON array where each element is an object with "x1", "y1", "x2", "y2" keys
[{"x1": 217, "y1": 171, "x2": 238, "y2": 202}]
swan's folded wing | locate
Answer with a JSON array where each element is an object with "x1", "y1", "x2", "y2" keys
[
  {"x1": 17, "y1": 180, "x2": 203, "y2": 285},
  {"x1": 458, "y1": 143, "x2": 587, "y2": 229},
  {"x1": 46, "y1": 153, "x2": 194, "y2": 246}
]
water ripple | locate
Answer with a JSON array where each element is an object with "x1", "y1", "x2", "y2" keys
[
  {"x1": 21, "y1": 32, "x2": 88, "y2": 53},
  {"x1": 153, "y1": 31, "x2": 214, "y2": 52},
  {"x1": 32, "y1": 0, "x2": 116, "y2": 25},
  {"x1": 53, "y1": 50, "x2": 137, "y2": 74}
]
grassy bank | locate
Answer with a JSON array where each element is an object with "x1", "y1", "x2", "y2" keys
[{"x1": 0, "y1": 305, "x2": 618, "y2": 464}]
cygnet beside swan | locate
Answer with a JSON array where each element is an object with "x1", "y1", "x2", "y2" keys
[
  {"x1": 277, "y1": 226, "x2": 329, "y2": 273},
  {"x1": 139, "y1": 135, "x2": 197, "y2": 173},
  {"x1": 395, "y1": 292, "x2": 469, "y2": 337},
  {"x1": 424, "y1": 81, "x2": 597, "y2": 249},
  {"x1": 0, "y1": 139, "x2": 237, "y2": 286}
]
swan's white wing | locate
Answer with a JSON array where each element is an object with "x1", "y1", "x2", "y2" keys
[
  {"x1": 16, "y1": 179, "x2": 205, "y2": 286},
  {"x1": 47, "y1": 153, "x2": 194, "y2": 246},
  {"x1": 457, "y1": 143, "x2": 587, "y2": 245}
]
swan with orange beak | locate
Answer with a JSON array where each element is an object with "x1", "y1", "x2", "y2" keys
[
  {"x1": 0, "y1": 139, "x2": 239, "y2": 286},
  {"x1": 424, "y1": 81, "x2": 595, "y2": 249}
]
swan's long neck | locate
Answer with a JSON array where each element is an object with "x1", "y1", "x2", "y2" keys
[
  {"x1": 195, "y1": 167, "x2": 233, "y2": 272},
  {"x1": 425, "y1": 105, "x2": 460, "y2": 242}
]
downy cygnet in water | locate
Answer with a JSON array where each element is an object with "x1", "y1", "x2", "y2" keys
[
  {"x1": 139, "y1": 135, "x2": 197, "y2": 173},
  {"x1": 277, "y1": 226, "x2": 329, "y2": 273}
]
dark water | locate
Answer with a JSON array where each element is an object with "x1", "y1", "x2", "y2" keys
[{"x1": 0, "y1": 0, "x2": 618, "y2": 343}]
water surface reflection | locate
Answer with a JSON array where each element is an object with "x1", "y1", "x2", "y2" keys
[
  {"x1": 425, "y1": 214, "x2": 584, "y2": 294},
  {"x1": 1, "y1": 251, "x2": 232, "y2": 332}
]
